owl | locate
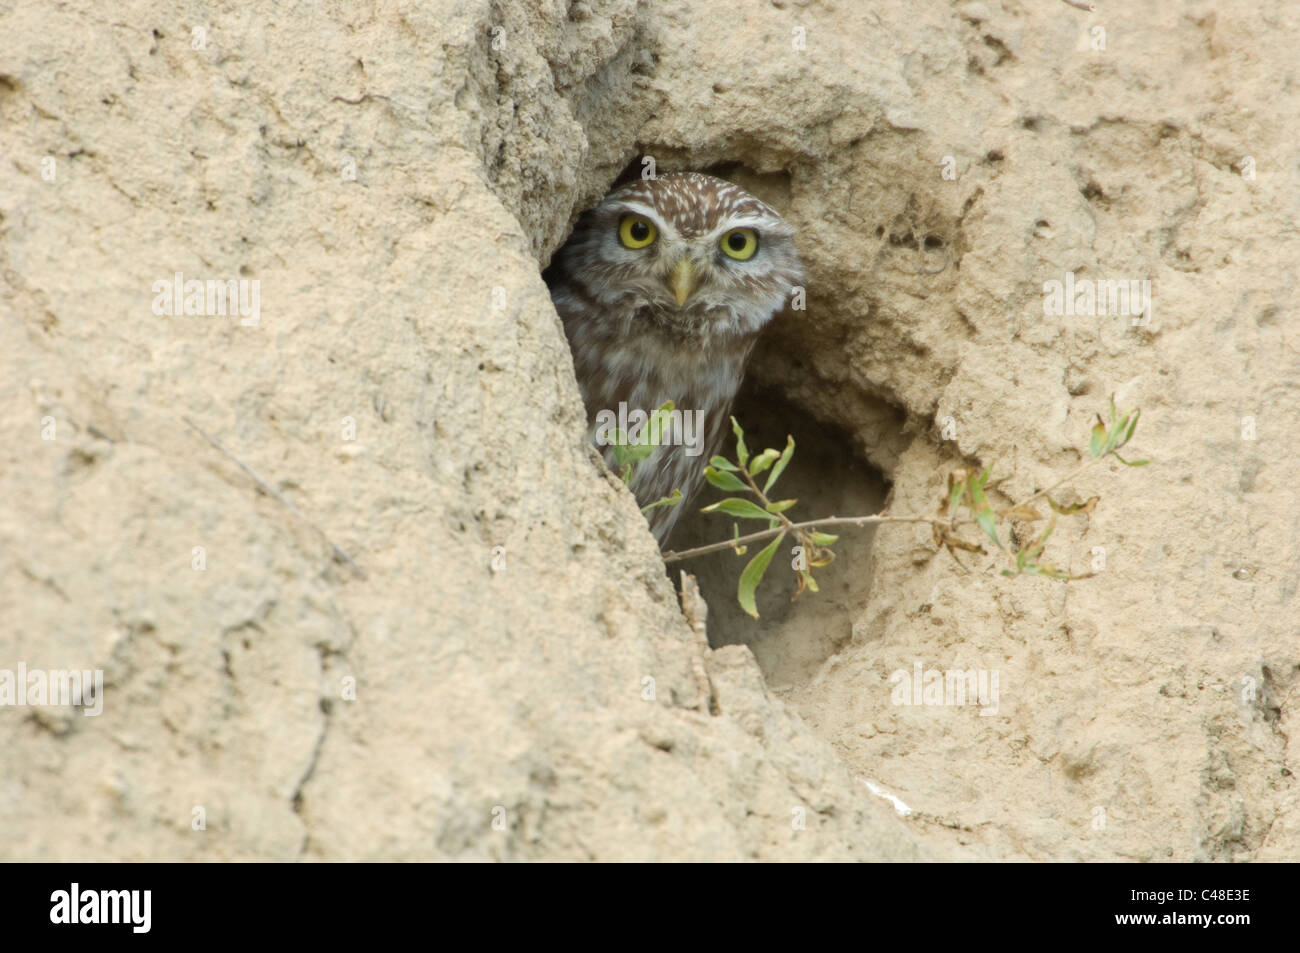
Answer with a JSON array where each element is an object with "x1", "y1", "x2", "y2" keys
[{"x1": 546, "y1": 172, "x2": 803, "y2": 544}]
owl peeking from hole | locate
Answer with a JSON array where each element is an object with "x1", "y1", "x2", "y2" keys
[{"x1": 546, "y1": 172, "x2": 803, "y2": 545}]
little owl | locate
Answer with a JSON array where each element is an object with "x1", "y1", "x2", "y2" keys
[{"x1": 547, "y1": 172, "x2": 803, "y2": 544}]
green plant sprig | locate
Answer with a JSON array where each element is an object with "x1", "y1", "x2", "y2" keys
[
  {"x1": 693, "y1": 419, "x2": 840, "y2": 615},
  {"x1": 606, "y1": 400, "x2": 690, "y2": 513},
  {"x1": 660, "y1": 398, "x2": 1148, "y2": 616}
]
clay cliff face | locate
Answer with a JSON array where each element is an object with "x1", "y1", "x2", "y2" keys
[{"x1": 1, "y1": 0, "x2": 1295, "y2": 860}]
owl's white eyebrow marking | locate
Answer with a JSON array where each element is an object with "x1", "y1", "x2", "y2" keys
[
  {"x1": 710, "y1": 215, "x2": 781, "y2": 233},
  {"x1": 605, "y1": 201, "x2": 688, "y2": 245},
  {"x1": 609, "y1": 200, "x2": 661, "y2": 221}
]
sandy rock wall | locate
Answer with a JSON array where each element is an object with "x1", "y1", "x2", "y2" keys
[
  {"x1": 1, "y1": 0, "x2": 1295, "y2": 860},
  {"x1": 1, "y1": 0, "x2": 927, "y2": 861}
]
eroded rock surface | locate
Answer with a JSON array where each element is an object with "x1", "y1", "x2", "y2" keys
[{"x1": 2, "y1": 0, "x2": 1294, "y2": 860}]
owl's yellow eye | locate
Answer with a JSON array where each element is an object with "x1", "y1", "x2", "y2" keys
[
  {"x1": 719, "y1": 227, "x2": 758, "y2": 260},
  {"x1": 618, "y1": 215, "x2": 657, "y2": 249}
]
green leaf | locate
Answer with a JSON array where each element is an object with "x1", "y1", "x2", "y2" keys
[
  {"x1": 1026, "y1": 516, "x2": 1057, "y2": 560},
  {"x1": 1115, "y1": 454, "x2": 1149, "y2": 467},
  {"x1": 1121, "y1": 408, "x2": 1140, "y2": 447},
  {"x1": 764, "y1": 498, "x2": 798, "y2": 514},
  {"x1": 947, "y1": 476, "x2": 967, "y2": 519},
  {"x1": 808, "y1": 531, "x2": 839, "y2": 546},
  {"x1": 642, "y1": 403, "x2": 672, "y2": 448},
  {"x1": 967, "y1": 476, "x2": 1000, "y2": 548},
  {"x1": 615, "y1": 400, "x2": 677, "y2": 458},
  {"x1": 764, "y1": 436, "x2": 796, "y2": 494},
  {"x1": 709, "y1": 456, "x2": 739, "y2": 472},
  {"x1": 701, "y1": 497, "x2": 776, "y2": 521},
  {"x1": 976, "y1": 508, "x2": 1001, "y2": 548},
  {"x1": 748, "y1": 448, "x2": 781, "y2": 476},
  {"x1": 624, "y1": 442, "x2": 657, "y2": 464},
  {"x1": 614, "y1": 425, "x2": 659, "y2": 463},
  {"x1": 704, "y1": 467, "x2": 748, "y2": 492},
  {"x1": 1089, "y1": 420, "x2": 1106, "y2": 459},
  {"x1": 640, "y1": 488, "x2": 682, "y2": 513},
  {"x1": 799, "y1": 570, "x2": 820, "y2": 593},
  {"x1": 738, "y1": 533, "x2": 784, "y2": 618},
  {"x1": 1106, "y1": 414, "x2": 1129, "y2": 454},
  {"x1": 730, "y1": 416, "x2": 749, "y2": 467}
]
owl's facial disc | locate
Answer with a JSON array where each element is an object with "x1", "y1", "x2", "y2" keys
[{"x1": 597, "y1": 184, "x2": 798, "y2": 323}]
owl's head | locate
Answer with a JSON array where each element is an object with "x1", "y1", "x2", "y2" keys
[{"x1": 558, "y1": 172, "x2": 803, "y2": 338}]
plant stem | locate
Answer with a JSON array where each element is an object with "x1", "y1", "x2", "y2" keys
[
  {"x1": 1010, "y1": 453, "x2": 1107, "y2": 511},
  {"x1": 661, "y1": 512, "x2": 947, "y2": 564},
  {"x1": 664, "y1": 447, "x2": 1119, "y2": 565}
]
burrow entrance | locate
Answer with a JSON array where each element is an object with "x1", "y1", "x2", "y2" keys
[{"x1": 553, "y1": 156, "x2": 917, "y2": 692}]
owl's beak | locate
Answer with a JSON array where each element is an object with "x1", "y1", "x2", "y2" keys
[{"x1": 668, "y1": 258, "x2": 699, "y2": 307}]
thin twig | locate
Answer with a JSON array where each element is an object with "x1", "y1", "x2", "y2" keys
[
  {"x1": 740, "y1": 463, "x2": 801, "y2": 541},
  {"x1": 183, "y1": 416, "x2": 367, "y2": 579},
  {"x1": 662, "y1": 513, "x2": 946, "y2": 564},
  {"x1": 1059, "y1": 0, "x2": 1095, "y2": 11},
  {"x1": 1013, "y1": 454, "x2": 1106, "y2": 510},
  {"x1": 665, "y1": 451, "x2": 1116, "y2": 564}
]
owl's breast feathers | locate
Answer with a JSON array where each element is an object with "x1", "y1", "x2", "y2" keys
[{"x1": 552, "y1": 285, "x2": 757, "y2": 543}]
